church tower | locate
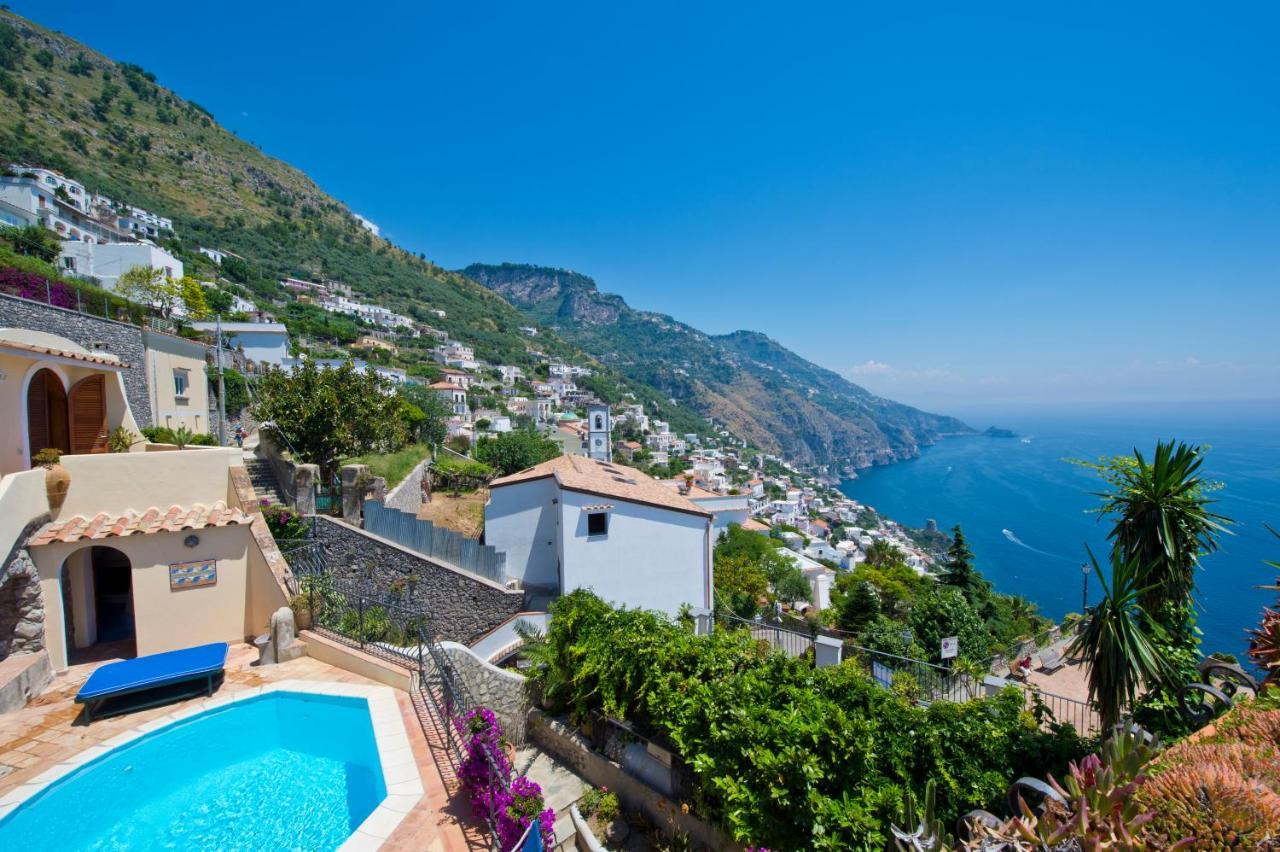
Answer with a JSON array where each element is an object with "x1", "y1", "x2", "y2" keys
[{"x1": 587, "y1": 401, "x2": 612, "y2": 463}]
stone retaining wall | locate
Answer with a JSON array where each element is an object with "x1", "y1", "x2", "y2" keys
[
  {"x1": 0, "y1": 293, "x2": 152, "y2": 427},
  {"x1": 528, "y1": 710, "x2": 739, "y2": 851},
  {"x1": 311, "y1": 515, "x2": 522, "y2": 644},
  {"x1": 437, "y1": 641, "x2": 531, "y2": 742},
  {"x1": 0, "y1": 516, "x2": 51, "y2": 662},
  {"x1": 383, "y1": 458, "x2": 429, "y2": 513}
]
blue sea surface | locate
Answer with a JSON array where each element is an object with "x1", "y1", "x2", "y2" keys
[
  {"x1": 0, "y1": 691, "x2": 386, "y2": 851},
  {"x1": 840, "y1": 403, "x2": 1280, "y2": 662}
]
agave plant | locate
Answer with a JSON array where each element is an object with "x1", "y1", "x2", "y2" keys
[{"x1": 1139, "y1": 763, "x2": 1280, "y2": 850}]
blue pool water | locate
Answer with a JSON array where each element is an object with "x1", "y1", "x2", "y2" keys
[{"x1": 0, "y1": 691, "x2": 386, "y2": 851}]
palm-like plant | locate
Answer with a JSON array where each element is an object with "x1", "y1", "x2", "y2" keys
[
  {"x1": 1068, "y1": 549, "x2": 1173, "y2": 729},
  {"x1": 1096, "y1": 440, "x2": 1231, "y2": 614}
]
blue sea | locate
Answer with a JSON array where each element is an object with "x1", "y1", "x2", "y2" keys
[{"x1": 840, "y1": 401, "x2": 1280, "y2": 662}]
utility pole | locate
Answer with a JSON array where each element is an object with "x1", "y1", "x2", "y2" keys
[{"x1": 216, "y1": 314, "x2": 227, "y2": 447}]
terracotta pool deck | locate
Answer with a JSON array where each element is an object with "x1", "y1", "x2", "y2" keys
[{"x1": 0, "y1": 643, "x2": 488, "y2": 851}]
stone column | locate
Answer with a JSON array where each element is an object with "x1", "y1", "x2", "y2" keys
[
  {"x1": 293, "y1": 464, "x2": 319, "y2": 515},
  {"x1": 340, "y1": 464, "x2": 369, "y2": 525},
  {"x1": 814, "y1": 634, "x2": 843, "y2": 668}
]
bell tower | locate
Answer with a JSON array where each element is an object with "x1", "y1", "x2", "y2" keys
[{"x1": 587, "y1": 401, "x2": 611, "y2": 463}]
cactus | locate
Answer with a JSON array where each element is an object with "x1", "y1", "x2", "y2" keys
[{"x1": 890, "y1": 780, "x2": 955, "y2": 851}]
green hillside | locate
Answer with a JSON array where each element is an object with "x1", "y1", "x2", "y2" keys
[
  {"x1": 0, "y1": 10, "x2": 710, "y2": 436},
  {"x1": 461, "y1": 263, "x2": 974, "y2": 474}
]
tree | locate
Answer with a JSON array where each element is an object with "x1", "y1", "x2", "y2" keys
[
  {"x1": 251, "y1": 359, "x2": 407, "y2": 481},
  {"x1": 864, "y1": 539, "x2": 904, "y2": 568},
  {"x1": 117, "y1": 266, "x2": 179, "y2": 317},
  {"x1": 1, "y1": 224, "x2": 61, "y2": 263},
  {"x1": 474, "y1": 428, "x2": 560, "y2": 476},
  {"x1": 830, "y1": 574, "x2": 880, "y2": 634},
  {"x1": 177, "y1": 275, "x2": 210, "y2": 319},
  {"x1": 909, "y1": 585, "x2": 990, "y2": 664},
  {"x1": 1067, "y1": 550, "x2": 1171, "y2": 730},
  {"x1": 773, "y1": 567, "x2": 812, "y2": 607},
  {"x1": 1080, "y1": 441, "x2": 1232, "y2": 683},
  {"x1": 397, "y1": 384, "x2": 451, "y2": 445}
]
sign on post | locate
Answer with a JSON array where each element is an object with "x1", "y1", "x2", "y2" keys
[{"x1": 941, "y1": 636, "x2": 959, "y2": 659}]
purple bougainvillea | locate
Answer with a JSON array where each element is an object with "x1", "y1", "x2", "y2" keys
[
  {"x1": 0, "y1": 268, "x2": 76, "y2": 310},
  {"x1": 454, "y1": 707, "x2": 555, "y2": 850}
]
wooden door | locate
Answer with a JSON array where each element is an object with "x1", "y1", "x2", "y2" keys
[
  {"x1": 69, "y1": 374, "x2": 108, "y2": 454},
  {"x1": 26, "y1": 369, "x2": 70, "y2": 460}
]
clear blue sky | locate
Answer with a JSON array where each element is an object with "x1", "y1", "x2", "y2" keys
[{"x1": 17, "y1": 2, "x2": 1280, "y2": 413}]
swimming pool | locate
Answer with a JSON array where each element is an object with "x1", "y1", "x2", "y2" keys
[{"x1": 0, "y1": 683, "x2": 419, "y2": 850}]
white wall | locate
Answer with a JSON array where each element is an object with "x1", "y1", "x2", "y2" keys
[
  {"x1": 58, "y1": 242, "x2": 183, "y2": 290},
  {"x1": 484, "y1": 477, "x2": 560, "y2": 591},
  {"x1": 558, "y1": 489, "x2": 709, "y2": 616}
]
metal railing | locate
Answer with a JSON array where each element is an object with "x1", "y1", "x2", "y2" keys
[
  {"x1": 717, "y1": 611, "x2": 815, "y2": 658},
  {"x1": 287, "y1": 548, "x2": 522, "y2": 849},
  {"x1": 1025, "y1": 687, "x2": 1102, "y2": 737},
  {"x1": 843, "y1": 642, "x2": 983, "y2": 704}
]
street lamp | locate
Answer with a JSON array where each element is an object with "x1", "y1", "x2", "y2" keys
[{"x1": 1081, "y1": 562, "x2": 1091, "y2": 613}]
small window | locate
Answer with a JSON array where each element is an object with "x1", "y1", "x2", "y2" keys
[
  {"x1": 173, "y1": 369, "x2": 189, "y2": 398},
  {"x1": 587, "y1": 512, "x2": 609, "y2": 537}
]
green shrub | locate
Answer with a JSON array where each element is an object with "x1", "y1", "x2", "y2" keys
[
  {"x1": 430, "y1": 455, "x2": 494, "y2": 494},
  {"x1": 523, "y1": 590, "x2": 1088, "y2": 850},
  {"x1": 578, "y1": 787, "x2": 620, "y2": 823}
]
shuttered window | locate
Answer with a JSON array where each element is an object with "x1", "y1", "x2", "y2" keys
[{"x1": 69, "y1": 374, "x2": 108, "y2": 455}]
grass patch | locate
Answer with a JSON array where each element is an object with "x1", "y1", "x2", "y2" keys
[{"x1": 346, "y1": 443, "x2": 432, "y2": 487}]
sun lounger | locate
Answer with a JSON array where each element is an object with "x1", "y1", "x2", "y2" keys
[
  {"x1": 1037, "y1": 647, "x2": 1066, "y2": 674},
  {"x1": 75, "y1": 641, "x2": 229, "y2": 722}
]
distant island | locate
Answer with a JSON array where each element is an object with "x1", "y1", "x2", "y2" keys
[{"x1": 983, "y1": 426, "x2": 1018, "y2": 438}]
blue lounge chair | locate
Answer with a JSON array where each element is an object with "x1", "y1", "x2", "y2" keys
[{"x1": 76, "y1": 642, "x2": 229, "y2": 722}]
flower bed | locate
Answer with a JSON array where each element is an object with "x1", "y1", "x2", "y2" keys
[{"x1": 456, "y1": 707, "x2": 555, "y2": 850}]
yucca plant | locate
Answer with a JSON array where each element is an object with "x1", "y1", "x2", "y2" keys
[{"x1": 1067, "y1": 549, "x2": 1173, "y2": 730}]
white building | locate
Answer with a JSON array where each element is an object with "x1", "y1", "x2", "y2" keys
[
  {"x1": 58, "y1": 241, "x2": 182, "y2": 291},
  {"x1": 191, "y1": 321, "x2": 290, "y2": 368},
  {"x1": 1, "y1": 170, "x2": 127, "y2": 243},
  {"x1": 484, "y1": 455, "x2": 713, "y2": 616},
  {"x1": 431, "y1": 381, "x2": 469, "y2": 418},
  {"x1": 586, "y1": 401, "x2": 611, "y2": 463},
  {"x1": 114, "y1": 205, "x2": 173, "y2": 239}
]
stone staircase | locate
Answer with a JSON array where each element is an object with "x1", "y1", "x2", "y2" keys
[
  {"x1": 243, "y1": 456, "x2": 286, "y2": 506},
  {"x1": 515, "y1": 745, "x2": 587, "y2": 851}
]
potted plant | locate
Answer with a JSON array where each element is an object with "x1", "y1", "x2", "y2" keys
[{"x1": 34, "y1": 448, "x2": 70, "y2": 510}]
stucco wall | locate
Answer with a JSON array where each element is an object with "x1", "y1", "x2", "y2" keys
[
  {"x1": 56, "y1": 447, "x2": 241, "y2": 518},
  {"x1": 141, "y1": 330, "x2": 210, "y2": 434},
  {"x1": 0, "y1": 293, "x2": 152, "y2": 428},
  {"x1": 312, "y1": 516, "x2": 523, "y2": 644},
  {"x1": 32, "y1": 523, "x2": 257, "y2": 671},
  {"x1": 559, "y1": 490, "x2": 711, "y2": 616},
  {"x1": 484, "y1": 477, "x2": 560, "y2": 590}
]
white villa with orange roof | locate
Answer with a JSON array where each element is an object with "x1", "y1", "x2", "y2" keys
[{"x1": 483, "y1": 455, "x2": 713, "y2": 616}]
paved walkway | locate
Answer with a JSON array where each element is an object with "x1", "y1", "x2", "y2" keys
[{"x1": 0, "y1": 643, "x2": 486, "y2": 851}]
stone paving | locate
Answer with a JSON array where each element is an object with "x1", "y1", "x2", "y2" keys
[{"x1": 0, "y1": 643, "x2": 487, "y2": 851}]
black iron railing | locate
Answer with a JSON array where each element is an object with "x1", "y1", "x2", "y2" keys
[{"x1": 286, "y1": 548, "x2": 518, "y2": 848}]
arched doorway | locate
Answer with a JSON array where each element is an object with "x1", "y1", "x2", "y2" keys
[
  {"x1": 26, "y1": 368, "x2": 70, "y2": 462},
  {"x1": 60, "y1": 546, "x2": 136, "y2": 664}
]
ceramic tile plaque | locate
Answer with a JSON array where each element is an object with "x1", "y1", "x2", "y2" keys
[{"x1": 169, "y1": 559, "x2": 217, "y2": 590}]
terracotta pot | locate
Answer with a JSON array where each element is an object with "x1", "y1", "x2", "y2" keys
[{"x1": 43, "y1": 463, "x2": 70, "y2": 511}]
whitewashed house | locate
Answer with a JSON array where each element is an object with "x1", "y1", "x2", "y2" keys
[
  {"x1": 191, "y1": 321, "x2": 290, "y2": 368},
  {"x1": 59, "y1": 240, "x2": 182, "y2": 291},
  {"x1": 484, "y1": 455, "x2": 713, "y2": 616}
]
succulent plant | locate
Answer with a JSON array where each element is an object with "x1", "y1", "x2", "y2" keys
[
  {"x1": 890, "y1": 779, "x2": 955, "y2": 852},
  {"x1": 1139, "y1": 762, "x2": 1280, "y2": 850},
  {"x1": 1247, "y1": 607, "x2": 1280, "y2": 687}
]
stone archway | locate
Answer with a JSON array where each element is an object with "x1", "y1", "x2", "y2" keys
[{"x1": 0, "y1": 547, "x2": 46, "y2": 661}]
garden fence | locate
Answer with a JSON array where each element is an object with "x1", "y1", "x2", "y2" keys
[
  {"x1": 363, "y1": 499, "x2": 507, "y2": 584},
  {"x1": 1025, "y1": 687, "x2": 1101, "y2": 737},
  {"x1": 842, "y1": 642, "x2": 983, "y2": 704},
  {"x1": 717, "y1": 611, "x2": 815, "y2": 658}
]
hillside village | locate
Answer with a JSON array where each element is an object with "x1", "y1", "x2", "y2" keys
[
  {"x1": 3, "y1": 12, "x2": 1277, "y2": 851},
  {"x1": 2, "y1": 158, "x2": 941, "y2": 622}
]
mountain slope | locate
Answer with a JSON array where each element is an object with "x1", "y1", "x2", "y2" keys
[
  {"x1": 0, "y1": 11, "x2": 716, "y2": 437},
  {"x1": 461, "y1": 263, "x2": 973, "y2": 474}
]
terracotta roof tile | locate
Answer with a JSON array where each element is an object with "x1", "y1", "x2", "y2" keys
[
  {"x1": 491, "y1": 455, "x2": 711, "y2": 518},
  {"x1": 0, "y1": 338, "x2": 130, "y2": 369},
  {"x1": 29, "y1": 502, "x2": 251, "y2": 546}
]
